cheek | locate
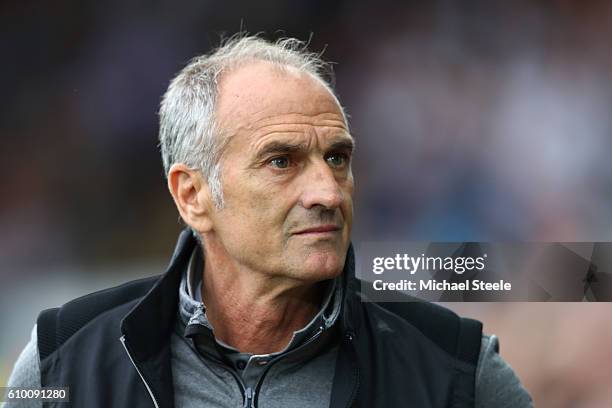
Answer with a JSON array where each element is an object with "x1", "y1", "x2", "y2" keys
[{"x1": 223, "y1": 181, "x2": 293, "y2": 238}]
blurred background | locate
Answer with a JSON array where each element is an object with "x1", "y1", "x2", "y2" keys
[{"x1": 2, "y1": 0, "x2": 612, "y2": 406}]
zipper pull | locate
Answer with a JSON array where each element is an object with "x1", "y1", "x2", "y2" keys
[{"x1": 243, "y1": 387, "x2": 255, "y2": 408}]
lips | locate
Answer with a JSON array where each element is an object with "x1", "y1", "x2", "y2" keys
[{"x1": 294, "y1": 224, "x2": 341, "y2": 235}]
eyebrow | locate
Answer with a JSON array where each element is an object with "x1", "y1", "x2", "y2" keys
[
  {"x1": 254, "y1": 141, "x2": 308, "y2": 162},
  {"x1": 328, "y1": 139, "x2": 355, "y2": 153}
]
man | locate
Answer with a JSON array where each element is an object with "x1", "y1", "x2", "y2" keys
[{"x1": 4, "y1": 35, "x2": 532, "y2": 407}]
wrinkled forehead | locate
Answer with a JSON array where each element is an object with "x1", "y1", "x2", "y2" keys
[{"x1": 215, "y1": 60, "x2": 347, "y2": 134}]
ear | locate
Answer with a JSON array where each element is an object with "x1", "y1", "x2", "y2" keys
[{"x1": 167, "y1": 163, "x2": 214, "y2": 234}]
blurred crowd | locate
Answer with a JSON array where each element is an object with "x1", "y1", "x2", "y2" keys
[{"x1": 2, "y1": 1, "x2": 612, "y2": 406}]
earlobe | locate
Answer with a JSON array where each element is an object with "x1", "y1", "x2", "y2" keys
[{"x1": 167, "y1": 164, "x2": 214, "y2": 234}]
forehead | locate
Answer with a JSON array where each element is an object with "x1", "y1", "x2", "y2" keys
[{"x1": 215, "y1": 60, "x2": 347, "y2": 138}]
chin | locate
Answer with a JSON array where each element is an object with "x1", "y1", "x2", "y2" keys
[{"x1": 299, "y1": 250, "x2": 346, "y2": 282}]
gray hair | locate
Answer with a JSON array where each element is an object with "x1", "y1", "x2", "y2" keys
[{"x1": 158, "y1": 34, "x2": 346, "y2": 209}]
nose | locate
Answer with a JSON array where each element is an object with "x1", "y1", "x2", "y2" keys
[{"x1": 300, "y1": 161, "x2": 344, "y2": 210}]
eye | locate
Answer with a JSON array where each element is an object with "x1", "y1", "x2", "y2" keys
[
  {"x1": 326, "y1": 153, "x2": 349, "y2": 168},
  {"x1": 269, "y1": 156, "x2": 290, "y2": 169}
]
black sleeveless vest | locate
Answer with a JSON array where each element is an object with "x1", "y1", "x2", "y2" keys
[{"x1": 37, "y1": 229, "x2": 482, "y2": 407}]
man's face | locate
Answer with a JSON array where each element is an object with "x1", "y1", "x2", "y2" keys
[{"x1": 207, "y1": 61, "x2": 354, "y2": 283}]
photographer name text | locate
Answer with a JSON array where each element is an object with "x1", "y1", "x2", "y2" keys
[{"x1": 372, "y1": 279, "x2": 512, "y2": 291}]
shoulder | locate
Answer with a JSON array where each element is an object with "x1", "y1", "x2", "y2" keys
[
  {"x1": 361, "y1": 299, "x2": 482, "y2": 364},
  {"x1": 475, "y1": 334, "x2": 534, "y2": 408},
  {"x1": 54, "y1": 274, "x2": 160, "y2": 315},
  {"x1": 37, "y1": 275, "x2": 160, "y2": 360}
]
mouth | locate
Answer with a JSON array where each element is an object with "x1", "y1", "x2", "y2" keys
[{"x1": 293, "y1": 224, "x2": 342, "y2": 235}]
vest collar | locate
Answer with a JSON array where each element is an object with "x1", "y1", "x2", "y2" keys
[{"x1": 120, "y1": 228, "x2": 195, "y2": 361}]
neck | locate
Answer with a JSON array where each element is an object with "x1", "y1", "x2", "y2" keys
[{"x1": 199, "y1": 240, "x2": 324, "y2": 355}]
